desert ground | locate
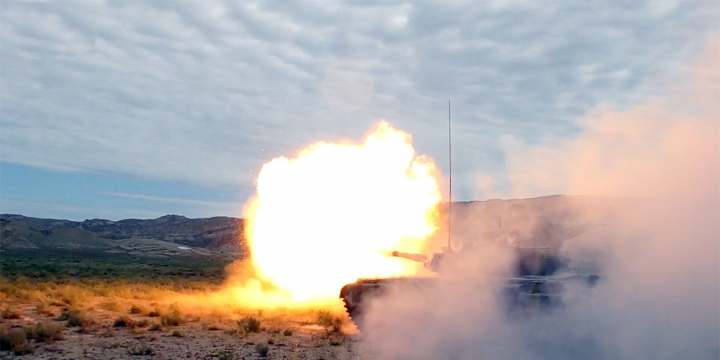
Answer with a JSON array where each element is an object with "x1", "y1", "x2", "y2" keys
[
  {"x1": 0, "y1": 197, "x2": 617, "y2": 359},
  {"x1": 0, "y1": 250, "x2": 363, "y2": 360}
]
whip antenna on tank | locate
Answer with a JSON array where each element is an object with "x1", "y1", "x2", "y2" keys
[{"x1": 447, "y1": 100, "x2": 453, "y2": 252}]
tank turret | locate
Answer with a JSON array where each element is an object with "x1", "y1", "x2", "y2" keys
[{"x1": 340, "y1": 246, "x2": 600, "y2": 332}]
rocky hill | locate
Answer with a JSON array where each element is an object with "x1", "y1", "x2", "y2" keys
[
  {"x1": 1, "y1": 195, "x2": 625, "y2": 258},
  {"x1": 0, "y1": 214, "x2": 245, "y2": 258}
]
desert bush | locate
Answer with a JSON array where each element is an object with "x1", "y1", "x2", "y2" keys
[
  {"x1": 113, "y1": 316, "x2": 136, "y2": 328},
  {"x1": 59, "y1": 308, "x2": 90, "y2": 328},
  {"x1": 148, "y1": 308, "x2": 162, "y2": 317},
  {"x1": 148, "y1": 323, "x2": 163, "y2": 332},
  {"x1": 2, "y1": 305, "x2": 21, "y2": 319},
  {"x1": 217, "y1": 350, "x2": 236, "y2": 360},
  {"x1": 91, "y1": 284, "x2": 112, "y2": 297},
  {"x1": 237, "y1": 316, "x2": 261, "y2": 333},
  {"x1": 206, "y1": 349, "x2": 236, "y2": 360},
  {"x1": 36, "y1": 299, "x2": 55, "y2": 316},
  {"x1": 135, "y1": 319, "x2": 150, "y2": 328},
  {"x1": 206, "y1": 323, "x2": 221, "y2": 331},
  {"x1": 283, "y1": 329, "x2": 293, "y2": 336},
  {"x1": 317, "y1": 310, "x2": 342, "y2": 334},
  {"x1": 129, "y1": 304, "x2": 146, "y2": 315},
  {"x1": 76, "y1": 321, "x2": 96, "y2": 334},
  {"x1": 25, "y1": 321, "x2": 64, "y2": 343},
  {"x1": 101, "y1": 300, "x2": 121, "y2": 312},
  {"x1": 255, "y1": 343, "x2": 270, "y2": 357},
  {"x1": 161, "y1": 310, "x2": 184, "y2": 326},
  {"x1": 0, "y1": 327, "x2": 33, "y2": 355},
  {"x1": 0, "y1": 326, "x2": 21, "y2": 350},
  {"x1": 127, "y1": 343, "x2": 154, "y2": 355},
  {"x1": 171, "y1": 330, "x2": 184, "y2": 337},
  {"x1": 56, "y1": 286, "x2": 88, "y2": 306}
]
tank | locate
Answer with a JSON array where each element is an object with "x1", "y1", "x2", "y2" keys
[{"x1": 339, "y1": 245, "x2": 600, "y2": 332}]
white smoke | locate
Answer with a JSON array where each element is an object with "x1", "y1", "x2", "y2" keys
[{"x1": 356, "y1": 39, "x2": 719, "y2": 360}]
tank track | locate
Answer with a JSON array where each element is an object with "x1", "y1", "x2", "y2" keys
[{"x1": 342, "y1": 297, "x2": 364, "y2": 332}]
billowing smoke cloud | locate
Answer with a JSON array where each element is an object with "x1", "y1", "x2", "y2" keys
[{"x1": 357, "y1": 39, "x2": 719, "y2": 359}]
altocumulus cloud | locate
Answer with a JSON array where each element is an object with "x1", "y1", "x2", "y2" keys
[{"x1": 0, "y1": 0, "x2": 717, "y2": 199}]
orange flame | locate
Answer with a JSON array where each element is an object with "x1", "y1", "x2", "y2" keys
[{"x1": 241, "y1": 121, "x2": 441, "y2": 305}]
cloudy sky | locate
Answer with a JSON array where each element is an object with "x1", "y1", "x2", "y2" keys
[{"x1": 1, "y1": 0, "x2": 717, "y2": 220}]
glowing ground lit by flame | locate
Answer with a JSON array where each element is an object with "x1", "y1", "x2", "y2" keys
[{"x1": 243, "y1": 121, "x2": 441, "y2": 303}]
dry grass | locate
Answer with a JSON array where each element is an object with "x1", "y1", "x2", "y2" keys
[
  {"x1": 2, "y1": 305, "x2": 21, "y2": 319},
  {"x1": 135, "y1": 319, "x2": 150, "y2": 328},
  {"x1": 161, "y1": 310, "x2": 184, "y2": 327},
  {"x1": 60, "y1": 308, "x2": 91, "y2": 328},
  {"x1": 0, "y1": 275, "x2": 352, "y2": 349},
  {"x1": 0, "y1": 320, "x2": 63, "y2": 355},
  {"x1": 130, "y1": 304, "x2": 147, "y2": 315},
  {"x1": 25, "y1": 320, "x2": 65, "y2": 343},
  {"x1": 1, "y1": 325, "x2": 33, "y2": 355},
  {"x1": 206, "y1": 323, "x2": 222, "y2": 331},
  {"x1": 36, "y1": 299, "x2": 55, "y2": 316},
  {"x1": 238, "y1": 316, "x2": 261, "y2": 333},
  {"x1": 113, "y1": 315, "x2": 136, "y2": 328},
  {"x1": 317, "y1": 310, "x2": 343, "y2": 334},
  {"x1": 101, "y1": 299, "x2": 121, "y2": 312},
  {"x1": 127, "y1": 343, "x2": 154, "y2": 356}
]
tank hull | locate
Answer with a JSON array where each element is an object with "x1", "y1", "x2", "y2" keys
[
  {"x1": 339, "y1": 277, "x2": 437, "y2": 331},
  {"x1": 339, "y1": 274, "x2": 599, "y2": 331}
]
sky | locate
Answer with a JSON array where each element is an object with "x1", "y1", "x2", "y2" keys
[{"x1": 1, "y1": 0, "x2": 717, "y2": 221}]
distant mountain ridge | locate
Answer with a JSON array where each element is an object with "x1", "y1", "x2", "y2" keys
[
  {"x1": 0, "y1": 214, "x2": 245, "y2": 258},
  {"x1": 1, "y1": 195, "x2": 625, "y2": 257}
]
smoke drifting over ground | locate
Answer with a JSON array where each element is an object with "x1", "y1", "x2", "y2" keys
[{"x1": 359, "y1": 41, "x2": 719, "y2": 359}]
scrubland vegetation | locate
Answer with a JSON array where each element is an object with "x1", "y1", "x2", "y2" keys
[{"x1": 0, "y1": 249, "x2": 354, "y2": 358}]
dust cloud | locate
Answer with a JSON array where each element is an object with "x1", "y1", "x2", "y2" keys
[{"x1": 358, "y1": 40, "x2": 719, "y2": 359}]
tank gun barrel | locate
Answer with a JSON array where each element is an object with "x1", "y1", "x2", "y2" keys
[{"x1": 390, "y1": 251, "x2": 428, "y2": 263}]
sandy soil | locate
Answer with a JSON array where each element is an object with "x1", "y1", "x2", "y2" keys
[{"x1": 0, "y1": 304, "x2": 366, "y2": 360}]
